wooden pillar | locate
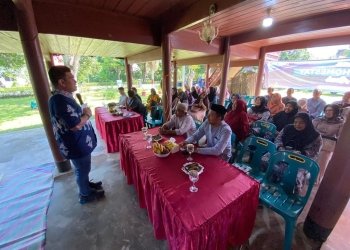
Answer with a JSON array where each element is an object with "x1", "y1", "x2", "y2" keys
[
  {"x1": 125, "y1": 58, "x2": 132, "y2": 90},
  {"x1": 12, "y1": 0, "x2": 71, "y2": 172},
  {"x1": 255, "y1": 47, "x2": 266, "y2": 96},
  {"x1": 161, "y1": 34, "x2": 172, "y2": 122},
  {"x1": 218, "y1": 37, "x2": 230, "y2": 105},
  {"x1": 205, "y1": 64, "x2": 210, "y2": 88},
  {"x1": 173, "y1": 60, "x2": 177, "y2": 88},
  {"x1": 303, "y1": 112, "x2": 350, "y2": 243}
]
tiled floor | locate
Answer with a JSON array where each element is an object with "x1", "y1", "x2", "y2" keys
[{"x1": 0, "y1": 125, "x2": 349, "y2": 249}]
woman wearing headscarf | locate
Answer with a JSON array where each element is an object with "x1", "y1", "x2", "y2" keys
[
  {"x1": 268, "y1": 93, "x2": 285, "y2": 117},
  {"x1": 146, "y1": 88, "x2": 161, "y2": 111},
  {"x1": 188, "y1": 91, "x2": 208, "y2": 122},
  {"x1": 224, "y1": 99, "x2": 249, "y2": 142},
  {"x1": 171, "y1": 87, "x2": 179, "y2": 114},
  {"x1": 275, "y1": 112, "x2": 322, "y2": 160},
  {"x1": 247, "y1": 96, "x2": 270, "y2": 124},
  {"x1": 226, "y1": 93, "x2": 241, "y2": 111},
  {"x1": 313, "y1": 104, "x2": 344, "y2": 183},
  {"x1": 207, "y1": 87, "x2": 218, "y2": 105},
  {"x1": 272, "y1": 101, "x2": 299, "y2": 131}
]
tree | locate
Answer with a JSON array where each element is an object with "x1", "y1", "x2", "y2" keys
[
  {"x1": 0, "y1": 53, "x2": 26, "y2": 79},
  {"x1": 77, "y1": 56, "x2": 101, "y2": 83},
  {"x1": 279, "y1": 49, "x2": 311, "y2": 61}
]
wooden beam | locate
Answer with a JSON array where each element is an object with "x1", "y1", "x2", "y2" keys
[
  {"x1": 230, "y1": 9, "x2": 350, "y2": 46},
  {"x1": 127, "y1": 48, "x2": 161, "y2": 64},
  {"x1": 230, "y1": 60, "x2": 259, "y2": 67},
  {"x1": 170, "y1": 30, "x2": 221, "y2": 54},
  {"x1": 177, "y1": 55, "x2": 223, "y2": 66},
  {"x1": 31, "y1": 1, "x2": 161, "y2": 46},
  {"x1": 163, "y1": 0, "x2": 247, "y2": 33},
  {"x1": 264, "y1": 34, "x2": 350, "y2": 53},
  {"x1": 231, "y1": 44, "x2": 259, "y2": 59}
]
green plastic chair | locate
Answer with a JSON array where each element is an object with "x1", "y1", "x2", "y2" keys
[
  {"x1": 146, "y1": 106, "x2": 163, "y2": 128},
  {"x1": 234, "y1": 136, "x2": 277, "y2": 181},
  {"x1": 259, "y1": 151, "x2": 319, "y2": 250},
  {"x1": 251, "y1": 120, "x2": 277, "y2": 141}
]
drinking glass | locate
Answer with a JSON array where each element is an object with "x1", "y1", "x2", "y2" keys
[
  {"x1": 141, "y1": 127, "x2": 148, "y2": 140},
  {"x1": 145, "y1": 134, "x2": 153, "y2": 149},
  {"x1": 187, "y1": 144, "x2": 194, "y2": 161},
  {"x1": 189, "y1": 170, "x2": 199, "y2": 192}
]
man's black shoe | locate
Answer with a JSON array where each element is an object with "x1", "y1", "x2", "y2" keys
[
  {"x1": 79, "y1": 189, "x2": 105, "y2": 204},
  {"x1": 89, "y1": 180, "x2": 103, "y2": 190}
]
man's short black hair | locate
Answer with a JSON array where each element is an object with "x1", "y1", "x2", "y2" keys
[
  {"x1": 48, "y1": 66, "x2": 71, "y2": 88},
  {"x1": 128, "y1": 90, "x2": 135, "y2": 97},
  {"x1": 118, "y1": 87, "x2": 124, "y2": 91}
]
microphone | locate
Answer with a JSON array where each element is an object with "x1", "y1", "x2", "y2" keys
[{"x1": 76, "y1": 93, "x2": 84, "y2": 105}]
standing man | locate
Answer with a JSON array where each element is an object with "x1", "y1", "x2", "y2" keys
[
  {"x1": 180, "y1": 104, "x2": 232, "y2": 161},
  {"x1": 48, "y1": 66, "x2": 104, "y2": 204},
  {"x1": 265, "y1": 87, "x2": 274, "y2": 103},
  {"x1": 307, "y1": 89, "x2": 326, "y2": 119},
  {"x1": 282, "y1": 88, "x2": 297, "y2": 104}
]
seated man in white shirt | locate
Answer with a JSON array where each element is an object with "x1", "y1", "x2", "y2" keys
[
  {"x1": 118, "y1": 87, "x2": 128, "y2": 106},
  {"x1": 180, "y1": 104, "x2": 232, "y2": 161},
  {"x1": 159, "y1": 103, "x2": 196, "y2": 138}
]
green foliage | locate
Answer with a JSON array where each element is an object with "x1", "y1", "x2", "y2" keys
[
  {"x1": 102, "y1": 87, "x2": 118, "y2": 100},
  {"x1": 0, "y1": 53, "x2": 26, "y2": 79},
  {"x1": 0, "y1": 85, "x2": 33, "y2": 97},
  {"x1": 77, "y1": 56, "x2": 101, "y2": 83},
  {"x1": 336, "y1": 49, "x2": 350, "y2": 58},
  {"x1": 279, "y1": 49, "x2": 311, "y2": 61}
]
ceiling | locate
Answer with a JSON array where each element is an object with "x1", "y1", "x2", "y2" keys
[{"x1": 0, "y1": 0, "x2": 350, "y2": 63}]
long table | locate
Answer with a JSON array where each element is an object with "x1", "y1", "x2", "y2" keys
[
  {"x1": 119, "y1": 129, "x2": 259, "y2": 250},
  {"x1": 95, "y1": 107, "x2": 144, "y2": 153}
]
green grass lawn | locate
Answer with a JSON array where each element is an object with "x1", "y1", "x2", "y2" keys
[{"x1": 0, "y1": 96, "x2": 39, "y2": 124}]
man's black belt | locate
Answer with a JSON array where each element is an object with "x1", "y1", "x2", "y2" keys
[{"x1": 322, "y1": 135, "x2": 337, "y2": 142}]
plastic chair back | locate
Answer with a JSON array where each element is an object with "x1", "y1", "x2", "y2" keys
[
  {"x1": 235, "y1": 136, "x2": 277, "y2": 181},
  {"x1": 259, "y1": 151, "x2": 319, "y2": 250},
  {"x1": 251, "y1": 121, "x2": 277, "y2": 141},
  {"x1": 146, "y1": 106, "x2": 163, "y2": 128}
]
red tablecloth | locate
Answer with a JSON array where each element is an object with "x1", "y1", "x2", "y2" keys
[
  {"x1": 95, "y1": 107, "x2": 144, "y2": 153},
  {"x1": 119, "y1": 128, "x2": 259, "y2": 250}
]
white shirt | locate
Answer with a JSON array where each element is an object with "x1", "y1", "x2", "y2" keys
[
  {"x1": 119, "y1": 94, "x2": 128, "y2": 106},
  {"x1": 163, "y1": 114, "x2": 196, "y2": 137}
]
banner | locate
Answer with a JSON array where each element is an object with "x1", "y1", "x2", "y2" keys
[{"x1": 264, "y1": 59, "x2": 350, "y2": 92}]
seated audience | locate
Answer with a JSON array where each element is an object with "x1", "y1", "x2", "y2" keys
[
  {"x1": 178, "y1": 88, "x2": 188, "y2": 104},
  {"x1": 131, "y1": 87, "x2": 142, "y2": 102},
  {"x1": 118, "y1": 87, "x2": 128, "y2": 106},
  {"x1": 265, "y1": 87, "x2": 274, "y2": 103},
  {"x1": 272, "y1": 101, "x2": 299, "y2": 131},
  {"x1": 224, "y1": 99, "x2": 249, "y2": 142},
  {"x1": 127, "y1": 90, "x2": 146, "y2": 119},
  {"x1": 208, "y1": 87, "x2": 218, "y2": 105},
  {"x1": 247, "y1": 96, "x2": 270, "y2": 123},
  {"x1": 275, "y1": 112, "x2": 322, "y2": 160},
  {"x1": 171, "y1": 87, "x2": 179, "y2": 113},
  {"x1": 188, "y1": 91, "x2": 208, "y2": 122},
  {"x1": 313, "y1": 104, "x2": 344, "y2": 183},
  {"x1": 146, "y1": 88, "x2": 161, "y2": 111},
  {"x1": 191, "y1": 86, "x2": 199, "y2": 100},
  {"x1": 307, "y1": 89, "x2": 326, "y2": 119},
  {"x1": 282, "y1": 88, "x2": 297, "y2": 104},
  {"x1": 185, "y1": 85, "x2": 194, "y2": 105},
  {"x1": 226, "y1": 93, "x2": 241, "y2": 111},
  {"x1": 181, "y1": 104, "x2": 232, "y2": 161},
  {"x1": 333, "y1": 91, "x2": 350, "y2": 121},
  {"x1": 268, "y1": 93, "x2": 285, "y2": 117},
  {"x1": 160, "y1": 103, "x2": 196, "y2": 137},
  {"x1": 297, "y1": 98, "x2": 308, "y2": 113}
]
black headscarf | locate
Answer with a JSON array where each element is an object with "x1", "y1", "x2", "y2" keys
[
  {"x1": 251, "y1": 96, "x2": 269, "y2": 113},
  {"x1": 281, "y1": 112, "x2": 320, "y2": 153},
  {"x1": 208, "y1": 87, "x2": 217, "y2": 103},
  {"x1": 272, "y1": 101, "x2": 299, "y2": 131}
]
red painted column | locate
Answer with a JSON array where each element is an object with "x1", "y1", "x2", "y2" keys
[
  {"x1": 303, "y1": 113, "x2": 350, "y2": 243},
  {"x1": 255, "y1": 47, "x2": 266, "y2": 96},
  {"x1": 205, "y1": 64, "x2": 210, "y2": 88},
  {"x1": 161, "y1": 33, "x2": 172, "y2": 122},
  {"x1": 124, "y1": 58, "x2": 133, "y2": 90},
  {"x1": 173, "y1": 60, "x2": 177, "y2": 88},
  {"x1": 218, "y1": 37, "x2": 230, "y2": 105},
  {"x1": 12, "y1": 0, "x2": 71, "y2": 172}
]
